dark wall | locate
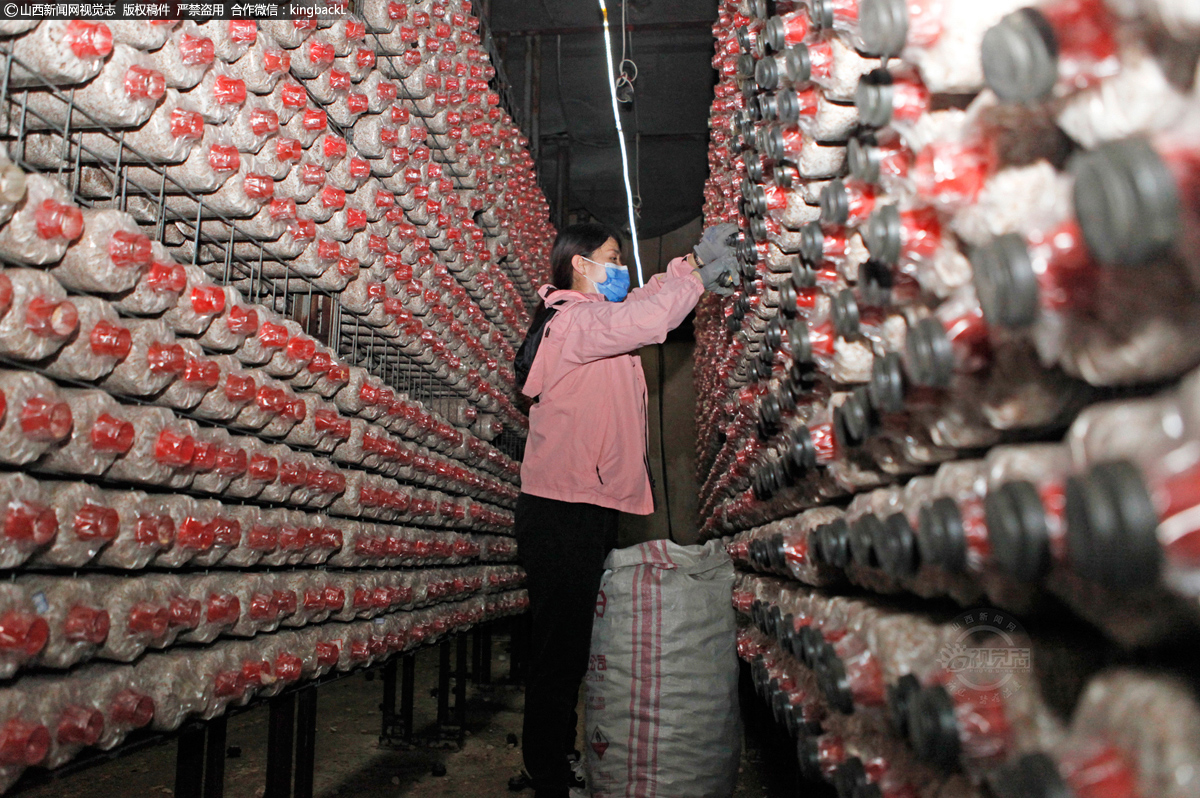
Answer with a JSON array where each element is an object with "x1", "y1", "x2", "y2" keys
[{"x1": 489, "y1": 0, "x2": 718, "y2": 238}]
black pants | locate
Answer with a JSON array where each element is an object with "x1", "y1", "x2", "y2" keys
[{"x1": 516, "y1": 493, "x2": 619, "y2": 798}]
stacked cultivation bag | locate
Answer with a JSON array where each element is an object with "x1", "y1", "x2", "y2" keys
[
  {"x1": 701, "y1": 0, "x2": 1200, "y2": 796},
  {"x1": 0, "y1": 4, "x2": 545, "y2": 790}
]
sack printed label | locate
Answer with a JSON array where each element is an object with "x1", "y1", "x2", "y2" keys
[
  {"x1": 587, "y1": 695, "x2": 606, "y2": 711},
  {"x1": 590, "y1": 727, "x2": 609, "y2": 759},
  {"x1": 595, "y1": 590, "x2": 607, "y2": 617},
  {"x1": 586, "y1": 653, "x2": 609, "y2": 683}
]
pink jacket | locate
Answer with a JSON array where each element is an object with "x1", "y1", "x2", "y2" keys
[{"x1": 519, "y1": 258, "x2": 704, "y2": 515}]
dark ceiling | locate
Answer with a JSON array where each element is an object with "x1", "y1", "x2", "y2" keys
[{"x1": 485, "y1": 0, "x2": 719, "y2": 239}]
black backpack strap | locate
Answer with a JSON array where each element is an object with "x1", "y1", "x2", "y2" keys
[{"x1": 514, "y1": 305, "x2": 560, "y2": 392}]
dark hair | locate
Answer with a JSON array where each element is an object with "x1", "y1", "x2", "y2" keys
[
  {"x1": 522, "y1": 223, "x2": 622, "y2": 340},
  {"x1": 548, "y1": 222, "x2": 622, "y2": 290}
]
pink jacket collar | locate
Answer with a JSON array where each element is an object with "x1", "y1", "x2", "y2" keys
[{"x1": 538, "y1": 285, "x2": 604, "y2": 304}]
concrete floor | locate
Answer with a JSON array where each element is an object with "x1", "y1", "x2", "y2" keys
[{"x1": 20, "y1": 632, "x2": 796, "y2": 798}]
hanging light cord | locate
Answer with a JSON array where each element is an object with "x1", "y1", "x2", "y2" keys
[{"x1": 598, "y1": 0, "x2": 645, "y2": 286}]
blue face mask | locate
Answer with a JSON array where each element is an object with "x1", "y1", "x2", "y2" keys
[{"x1": 583, "y1": 257, "x2": 630, "y2": 302}]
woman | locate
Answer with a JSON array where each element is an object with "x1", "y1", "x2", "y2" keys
[{"x1": 513, "y1": 222, "x2": 736, "y2": 798}]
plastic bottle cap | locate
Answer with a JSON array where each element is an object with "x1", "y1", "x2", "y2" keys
[
  {"x1": 345, "y1": 207, "x2": 367, "y2": 229},
  {"x1": 208, "y1": 515, "x2": 239, "y2": 546},
  {"x1": 126, "y1": 603, "x2": 168, "y2": 637},
  {"x1": 907, "y1": 686, "x2": 962, "y2": 770},
  {"x1": 1064, "y1": 461, "x2": 1163, "y2": 590},
  {"x1": 223, "y1": 305, "x2": 258, "y2": 337},
  {"x1": 3, "y1": 501, "x2": 57, "y2": 545},
  {"x1": 178, "y1": 33, "x2": 215, "y2": 66},
  {"x1": 208, "y1": 144, "x2": 241, "y2": 173},
  {"x1": 0, "y1": 719, "x2": 50, "y2": 766},
  {"x1": 213, "y1": 670, "x2": 245, "y2": 698},
  {"x1": 314, "y1": 241, "x2": 340, "y2": 264},
  {"x1": 255, "y1": 47, "x2": 289, "y2": 79},
  {"x1": 853, "y1": 68, "x2": 896, "y2": 129},
  {"x1": 187, "y1": 440, "x2": 216, "y2": 473},
  {"x1": 904, "y1": 316, "x2": 954, "y2": 388},
  {"x1": 134, "y1": 513, "x2": 170, "y2": 547},
  {"x1": 258, "y1": 321, "x2": 288, "y2": 349},
  {"x1": 273, "y1": 590, "x2": 297, "y2": 616},
  {"x1": 147, "y1": 341, "x2": 186, "y2": 375},
  {"x1": 985, "y1": 481, "x2": 1052, "y2": 583},
  {"x1": 89, "y1": 321, "x2": 133, "y2": 361},
  {"x1": 248, "y1": 454, "x2": 278, "y2": 483},
  {"x1": 144, "y1": 261, "x2": 187, "y2": 295},
  {"x1": 296, "y1": 109, "x2": 326, "y2": 135},
  {"x1": 308, "y1": 39, "x2": 335, "y2": 66},
  {"x1": 154, "y1": 429, "x2": 195, "y2": 467},
  {"x1": 268, "y1": 199, "x2": 297, "y2": 224},
  {"x1": 124, "y1": 65, "x2": 166, "y2": 101},
  {"x1": 63, "y1": 604, "x2": 110, "y2": 644},
  {"x1": 349, "y1": 157, "x2": 370, "y2": 177},
  {"x1": 915, "y1": 497, "x2": 968, "y2": 573},
  {"x1": 183, "y1": 357, "x2": 220, "y2": 388},
  {"x1": 874, "y1": 512, "x2": 919, "y2": 578},
  {"x1": 213, "y1": 74, "x2": 247, "y2": 105},
  {"x1": 24, "y1": 295, "x2": 77, "y2": 341},
  {"x1": 206, "y1": 593, "x2": 240, "y2": 625},
  {"x1": 74, "y1": 504, "x2": 119, "y2": 542},
  {"x1": 35, "y1": 199, "x2": 84, "y2": 241},
  {"x1": 20, "y1": 396, "x2": 73, "y2": 442},
  {"x1": 857, "y1": 0, "x2": 911, "y2": 57},
  {"x1": 56, "y1": 706, "x2": 105, "y2": 746},
  {"x1": 0, "y1": 273, "x2": 11, "y2": 321},
  {"x1": 249, "y1": 107, "x2": 279, "y2": 137},
  {"x1": 220, "y1": 372, "x2": 254, "y2": 404},
  {"x1": 275, "y1": 653, "x2": 302, "y2": 682},
  {"x1": 242, "y1": 174, "x2": 274, "y2": 201},
  {"x1": 275, "y1": 137, "x2": 302, "y2": 163},
  {"x1": 323, "y1": 135, "x2": 348, "y2": 159},
  {"x1": 0, "y1": 609, "x2": 48, "y2": 657},
  {"x1": 290, "y1": 219, "x2": 317, "y2": 243},
  {"x1": 109, "y1": 229, "x2": 153, "y2": 269},
  {"x1": 972, "y1": 233, "x2": 1039, "y2": 329},
  {"x1": 247, "y1": 524, "x2": 278, "y2": 551},
  {"x1": 1071, "y1": 137, "x2": 1179, "y2": 268},
  {"x1": 61, "y1": 20, "x2": 111, "y2": 60},
  {"x1": 109, "y1": 690, "x2": 155, "y2": 729},
  {"x1": 348, "y1": 94, "x2": 369, "y2": 115},
  {"x1": 176, "y1": 517, "x2": 214, "y2": 550},
  {"x1": 981, "y1": 8, "x2": 1059, "y2": 103},
  {"x1": 328, "y1": 69, "x2": 350, "y2": 91},
  {"x1": 315, "y1": 641, "x2": 340, "y2": 666},
  {"x1": 168, "y1": 108, "x2": 205, "y2": 141},
  {"x1": 280, "y1": 83, "x2": 308, "y2": 111},
  {"x1": 229, "y1": 20, "x2": 257, "y2": 43},
  {"x1": 320, "y1": 186, "x2": 346, "y2": 209},
  {"x1": 248, "y1": 593, "x2": 275, "y2": 620}
]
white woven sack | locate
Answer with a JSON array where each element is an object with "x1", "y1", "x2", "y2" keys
[{"x1": 585, "y1": 539, "x2": 740, "y2": 798}]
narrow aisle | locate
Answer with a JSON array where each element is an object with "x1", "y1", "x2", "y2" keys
[{"x1": 19, "y1": 627, "x2": 811, "y2": 798}]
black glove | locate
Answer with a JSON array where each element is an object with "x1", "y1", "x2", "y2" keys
[
  {"x1": 696, "y1": 252, "x2": 740, "y2": 296},
  {"x1": 693, "y1": 223, "x2": 738, "y2": 268}
]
